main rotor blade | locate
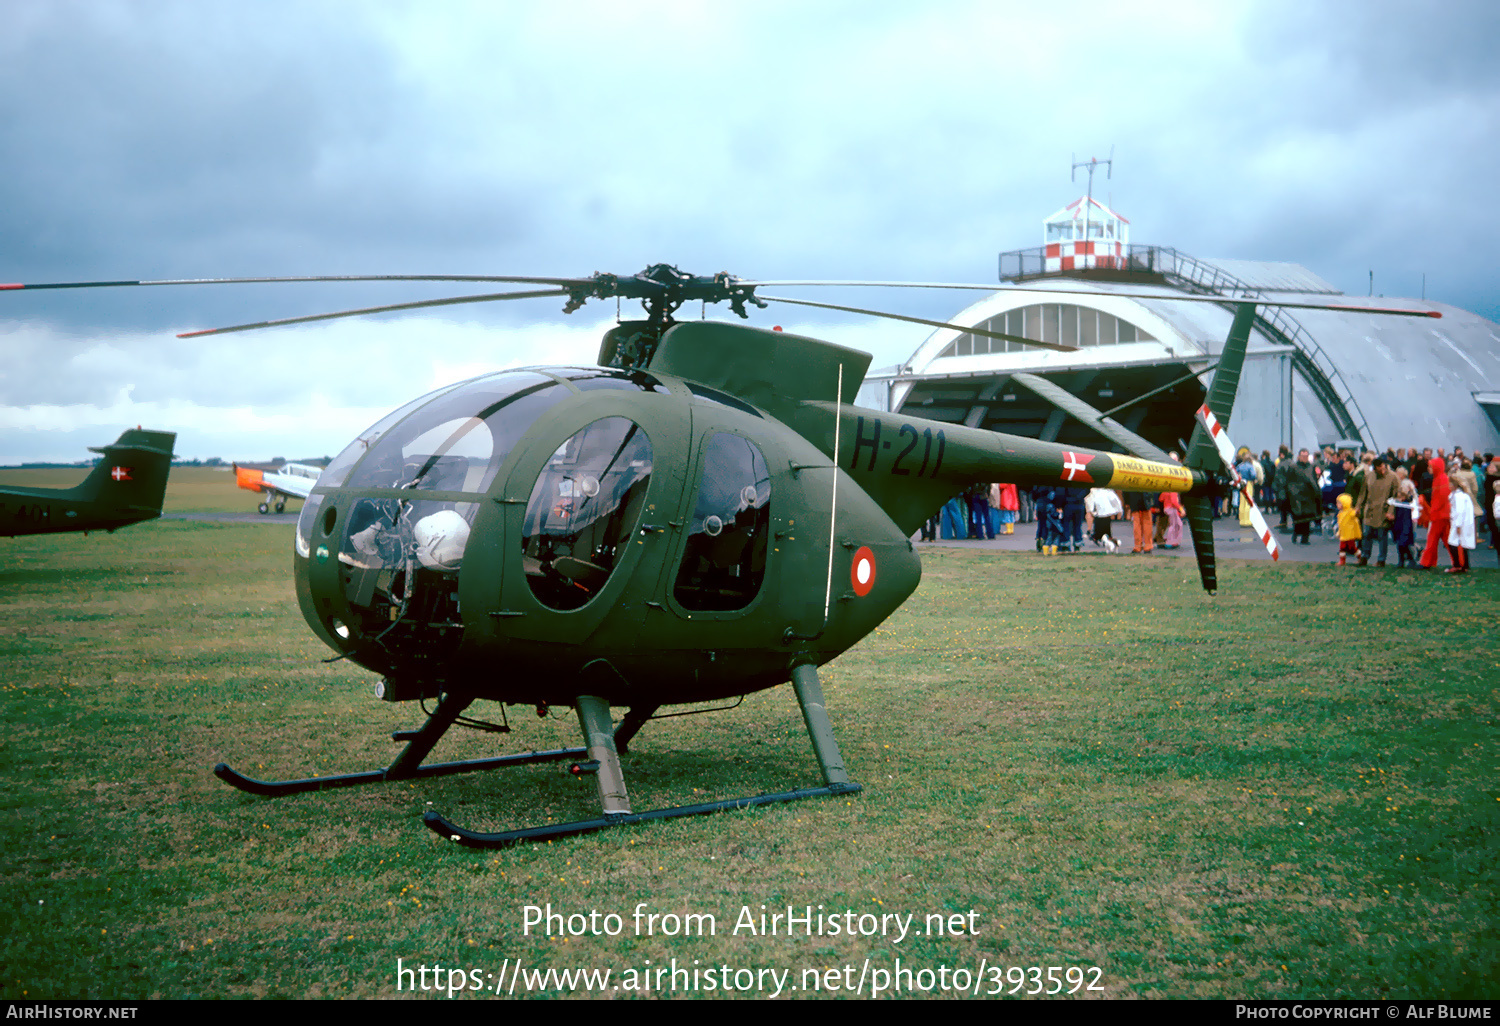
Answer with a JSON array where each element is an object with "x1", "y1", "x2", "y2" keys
[
  {"x1": 746, "y1": 280, "x2": 1442, "y2": 318},
  {"x1": 2, "y1": 274, "x2": 590, "y2": 292},
  {"x1": 175, "y1": 288, "x2": 570, "y2": 338},
  {"x1": 747, "y1": 279, "x2": 1001, "y2": 289},
  {"x1": 757, "y1": 294, "x2": 1078, "y2": 353}
]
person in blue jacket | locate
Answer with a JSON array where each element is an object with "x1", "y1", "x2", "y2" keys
[
  {"x1": 1032, "y1": 485, "x2": 1062, "y2": 554},
  {"x1": 1058, "y1": 486, "x2": 1087, "y2": 553}
]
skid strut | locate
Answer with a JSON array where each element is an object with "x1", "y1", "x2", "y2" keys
[
  {"x1": 423, "y1": 666, "x2": 861, "y2": 848},
  {"x1": 612, "y1": 703, "x2": 658, "y2": 755},
  {"x1": 214, "y1": 692, "x2": 586, "y2": 797}
]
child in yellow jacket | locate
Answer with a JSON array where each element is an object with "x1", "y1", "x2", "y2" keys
[{"x1": 1336, "y1": 492, "x2": 1361, "y2": 566}]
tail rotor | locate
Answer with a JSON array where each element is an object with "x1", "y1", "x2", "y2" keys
[
  {"x1": 1180, "y1": 303, "x2": 1258, "y2": 593},
  {"x1": 1194, "y1": 404, "x2": 1280, "y2": 563}
]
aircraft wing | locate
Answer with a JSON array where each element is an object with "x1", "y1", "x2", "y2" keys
[
  {"x1": 233, "y1": 463, "x2": 320, "y2": 504},
  {"x1": 260, "y1": 466, "x2": 317, "y2": 500}
]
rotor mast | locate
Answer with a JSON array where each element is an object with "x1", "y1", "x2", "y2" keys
[{"x1": 567, "y1": 264, "x2": 766, "y2": 369}]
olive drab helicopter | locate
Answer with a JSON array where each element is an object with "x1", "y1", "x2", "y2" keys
[{"x1": 3, "y1": 265, "x2": 1439, "y2": 847}]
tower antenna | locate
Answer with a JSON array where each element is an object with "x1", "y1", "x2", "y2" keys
[{"x1": 1071, "y1": 146, "x2": 1114, "y2": 255}]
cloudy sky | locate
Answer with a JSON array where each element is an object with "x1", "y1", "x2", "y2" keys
[{"x1": 3, "y1": 0, "x2": 1496, "y2": 464}]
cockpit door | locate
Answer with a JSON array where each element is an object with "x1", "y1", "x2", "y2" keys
[{"x1": 489, "y1": 391, "x2": 688, "y2": 644}]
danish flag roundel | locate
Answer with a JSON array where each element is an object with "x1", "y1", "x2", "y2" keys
[
  {"x1": 1060, "y1": 452, "x2": 1093, "y2": 484},
  {"x1": 850, "y1": 546, "x2": 876, "y2": 597},
  {"x1": 111, "y1": 466, "x2": 133, "y2": 482}
]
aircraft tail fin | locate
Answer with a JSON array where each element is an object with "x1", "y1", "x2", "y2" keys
[{"x1": 74, "y1": 428, "x2": 177, "y2": 522}]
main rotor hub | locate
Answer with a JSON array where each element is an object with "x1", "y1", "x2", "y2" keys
[{"x1": 565, "y1": 264, "x2": 766, "y2": 369}]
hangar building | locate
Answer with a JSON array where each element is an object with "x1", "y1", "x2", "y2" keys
[{"x1": 857, "y1": 199, "x2": 1500, "y2": 459}]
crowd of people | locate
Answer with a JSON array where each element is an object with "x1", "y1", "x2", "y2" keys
[{"x1": 923, "y1": 445, "x2": 1500, "y2": 573}]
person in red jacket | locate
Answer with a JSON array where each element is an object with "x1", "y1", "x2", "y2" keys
[
  {"x1": 1418, "y1": 456, "x2": 1453, "y2": 569},
  {"x1": 993, "y1": 482, "x2": 1019, "y2": 535},
  {"x1": 1160, "y1": 490, "x2": 1184, "y2": 549}
]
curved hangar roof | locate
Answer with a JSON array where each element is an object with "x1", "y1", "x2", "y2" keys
[{"x1": 863, "y1": 268, "x2": 1500, "y2": 456}]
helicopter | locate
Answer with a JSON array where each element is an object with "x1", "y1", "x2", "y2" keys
[
  {"x1": 1, "y1": 427, "x2": 175, "y2": 538},
  {"x1": 2, "y1": 265, "x2": 1438, "y2": 847}
]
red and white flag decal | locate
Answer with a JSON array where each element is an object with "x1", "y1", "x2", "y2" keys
[
  {"x1": 1060, "y1": 452, "x2": 1094, "y2": 483},
  {"x1": 111, "y1": 466, "x2": 133, "y2": 482},
  {"x1": 850, "y1": 546, "x2": 877, "y2": 597}
]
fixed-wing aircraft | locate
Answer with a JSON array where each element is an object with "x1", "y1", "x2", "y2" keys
[
  {"x1": 1, "y1": 428, "x2": 176, "y2": 538},
  {"x1": 233, "y1": 461, "x2": 321, "y2": 513}
]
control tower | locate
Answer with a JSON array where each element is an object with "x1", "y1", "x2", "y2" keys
[{"x1": 1042, "y1": 196, "x2": 1129, "y2": 273}]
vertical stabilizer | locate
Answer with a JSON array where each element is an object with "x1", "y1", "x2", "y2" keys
[{"x1": 77, "y1": 429, "x2": 177, "y2": 525}]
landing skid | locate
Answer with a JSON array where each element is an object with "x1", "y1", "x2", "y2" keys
[
  {"x1": 425, "y1": 663, "x2": 861, "y2": 849},
  {"x1": 214, "y1": 749, "x2": 587, "y2": 797},
  {"x1": 215, "y1": 664, "x2": 861, "y2": 849},
  {"x1": 213, "y1": 691, "x2": 586, "y2": 798},
  {"x1": 425, "y1": 782, "x2": 860, "y2": 848}
]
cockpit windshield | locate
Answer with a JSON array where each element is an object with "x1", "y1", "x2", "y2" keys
[{"x1": 341, "y1": 372, "x2": 570, "y2": 494}]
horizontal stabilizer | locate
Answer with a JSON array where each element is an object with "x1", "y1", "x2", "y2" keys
[{"x1": 89, "y1": 428, "x2": 177, "y2": 458}]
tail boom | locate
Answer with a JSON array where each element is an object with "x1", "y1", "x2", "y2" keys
[{"x1": 818, "y1": 403, "x2": 1210, "y2": 537}]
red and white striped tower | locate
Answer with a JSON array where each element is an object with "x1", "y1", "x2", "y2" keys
[{"x1": 1042, "y1": 196, "x2": 1129, "y2": 272}]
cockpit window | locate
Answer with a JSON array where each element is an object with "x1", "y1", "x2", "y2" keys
[
  {"x1": 521, "y1": 417, "x2": 653, "y2": 611},
  {"x1": 342, "y1": 372, "x2": 568, "y2": 494},
  {"x1": 673, "y1": 433, "x2": 771, "y2": 611},
  {"x1": 333, "y1": 497, "x2": 479, "y2": 660},
  {"x1": 319, "y1": 381, "x2": 470, "y2": 488},
  {"x1": 295, "y1": 493, "x2": 324, "y2": 559}
]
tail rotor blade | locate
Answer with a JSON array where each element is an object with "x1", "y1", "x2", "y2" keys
[
  {"x1": 1184, "y1": 496, "x2": 1218, "y2": 595},
  {"x1": 1195, "y1": 403, "x2": 1240, "y2": 470},
  {"x1": 1241, "y1": 491, "x2": 1281, "y2": 561}
]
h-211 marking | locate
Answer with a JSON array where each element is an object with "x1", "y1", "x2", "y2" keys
[{"x1": 849, "y1": 417, "x2": 946, "y2": 479}]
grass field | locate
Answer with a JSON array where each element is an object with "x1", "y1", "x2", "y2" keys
[{"x1": 1, "y1": 485, "x2": 1496, "y2": 999}]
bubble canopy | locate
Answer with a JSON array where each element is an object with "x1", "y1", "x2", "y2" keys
[
  {"x1": 316, "y1": 369, "x2": 670, "y2": 496},
  {"x1": 298, "y1": 368, "x2": 667, "y2": 669},
  {"x1": 329, "y1": 371, "x2": 569, "y2": 494}
]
